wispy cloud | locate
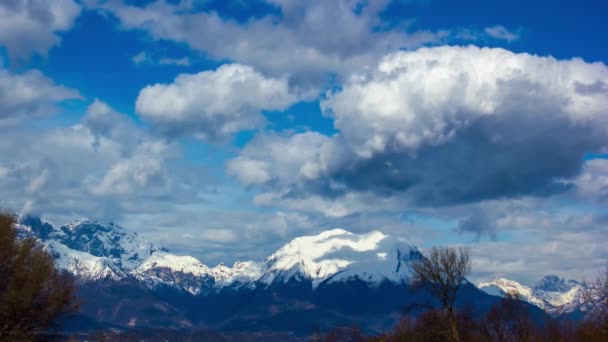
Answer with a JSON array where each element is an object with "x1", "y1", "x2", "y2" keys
[{"x1": 485, "y1": 25, "x2": 521, "y2": 42}]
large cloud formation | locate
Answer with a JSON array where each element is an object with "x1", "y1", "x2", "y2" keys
[
  {"x1": 136, "y1": 63, "x2": 299, "y2": 142},
  {"x1": 230, "y1": 46, "x2": 608, "y2": 214},
  {"x1": 0, "y1": 0, "x2": 81, "y2": 59}
]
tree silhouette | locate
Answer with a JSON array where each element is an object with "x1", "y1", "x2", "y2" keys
[
  {"x1": 580, "y1": 265, "x2": 608, "y2": 340},
  {"x1": 0, "y1": 212, "x2": 79, "y2": 340},
  {"x1": 410, "y1": 246, "x2": 471, "y2": 342}
]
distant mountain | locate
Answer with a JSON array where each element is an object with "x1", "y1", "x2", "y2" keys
[
  {"x1": 478, "y1": 275, "x2": 585, "y2": 315},
  {"x1": 17, "y1": 215, "x2": 549, "y2": 334},
  {"x1": 19, "y1": 216, "x2": 160, "y2": 270},
  {"x1": 132, "y1": 251, "x2": 263, "y2": 295},
  {"x1": 45, "y1": 240, "x2": 127, "y2": 281},
  {"x1": 18, "y1": 217, "x2": 424, "y2": 291}
]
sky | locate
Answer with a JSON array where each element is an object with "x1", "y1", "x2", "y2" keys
[{"x1": 0, "y1": 0, "x2": 607, "y2": 285}]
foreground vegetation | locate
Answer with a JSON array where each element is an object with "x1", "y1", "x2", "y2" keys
[
  {"x1": 0, "y1": 213, "x2": 79, "y2": 341},
  {"x1": 320, "y1": 247, "x2": 608, "y2": 342}
]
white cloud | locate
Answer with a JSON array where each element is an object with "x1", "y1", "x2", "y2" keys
[
  {"x1": 26, "y1": 168, "x2": 50, "y2": 194},
  {"x1": 90, "y1": 0, "x2": 447, "y2": 88},
  {"x1": 199, "y1": 229, "x2": 238, "y2": 243},
  {"x1": 131, "y1": 51, "x2": 191, "y2": 66},
  {"x1": 136, "y1": 63, "x2": 299, "y2": 141},
  {"x1": 226, "y1": 157, "x2": 271, "y2": 186},
  {"x1": 227, "y1": 131, "x2": 334, "y2": 185},
  {"x1": 0, "y1": 0, "x2": 81, "y2": 59},
  {"x1": 571, "y1": 158, "x2": 608, "y2": 203},
  {"x1": 159, "y1": 57, "x2": 190, "y2": 66},
  {"x1": 470, "y1": 214, "x2": 608, "y2": 284},
  {"x1": 90, "y1": 155, "x2": 167, "y2": 196},
  {"x1": 322, "y1": 45, "x2": 608, "y2": 157},
  {"x1": 253, "y1": 190, "x2": 404, "y2": 218},
  {"x1": 484, "y1": 25, "x2": 520, "y2": 42},
  {"x1": 231, "y1": 46, "x2": 608, "y2": 212},
  {"x1": 0, "y1": 100, "x2": 195, "y2": 223},
  {"x1": 131, "y1": 51, "x2": 149, "y2": 64},
  {"x1": 0, "y1": 63, "x2": 80, "y2": 123}
]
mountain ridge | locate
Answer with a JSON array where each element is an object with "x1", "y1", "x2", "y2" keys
[
  {"x1": 17, "y1": 215, "x2": 425, "y2": 293},
  {"x1": 15, "y1": 215, "x2": 553, "y2": 333}
]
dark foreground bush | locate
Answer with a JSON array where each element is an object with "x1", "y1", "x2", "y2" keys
[{"x1": 0, "y1": 212, "x2": 79, "y2": 341}]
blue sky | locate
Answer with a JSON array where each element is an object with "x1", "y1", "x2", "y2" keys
[{"x1": 0, "y1": 0, "x2": 607, "y2": 284}]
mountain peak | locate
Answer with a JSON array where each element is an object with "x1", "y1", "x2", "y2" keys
[
  {"x1": 478, "y1": 278, "x2": 547, "y2": 309},
  {"x1": 44, "y1": 241, "x2": 126, "y2": 281},
  {"x1": 261, "y1": 228, "x2": 418, "y2": 287},
  {"x1": 20, "y1": 216, "x2": 159, "y2": 271},
  {"x1": 135, "y1": 251, "x2": 211, "y2": 276},
  {"x1": 534, "y1": 275, "x2": 578, "y2": 292},
  {"x1": 478, "y1": 275, "x2": 585, "y2": 315}
]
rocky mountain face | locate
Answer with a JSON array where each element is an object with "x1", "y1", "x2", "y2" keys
[
  {"x1": 17, "y1": 215, "x2": 548, "y2": 334},
  {"x1": 478, "y1": 275, "x2": 585, "y2": 315}
]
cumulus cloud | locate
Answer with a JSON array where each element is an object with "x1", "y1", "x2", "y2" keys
[
  {"x1": 484, "y1": 25, "x2": 520, "y2": 42},
  {"x1": 90, "y1": 0, "x2": 447, "y2": 87},
  {"x1": 89, "y1": 143, "x2": 169, "y2": 196},
  {"x1": 0, "y1": 0, "x2": 81, "y2": 60},
  {"x1": 230, "y1": 46, "x2": 608, "y2": 212},
  {"x1": 227, "y1": 157, "x2": 271, "y2": 186},
  {"x1": 136, "y1": 63, "x2": 299, "y2": 141},
  {"x1": 0, "y1": 99, "x2": 197, "y2": 223},
  {"x1": 0, "y1": 63, "x2": 80, "y2": 124}
]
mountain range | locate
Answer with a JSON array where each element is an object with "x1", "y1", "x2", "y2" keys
[
  {"x1": 16, "y1": 216, "x2": 578, "y2": 334},
  {"x1": 478, "y1": 275, "x2": 585, "y2": 315}
]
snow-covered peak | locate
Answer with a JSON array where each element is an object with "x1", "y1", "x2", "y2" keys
[
  {"x1": 20, "y1": 216, "x2": 160, "y2": 271},
  {"x1": 261, "y1": 229, "x2": 421, "y2": 287},
  {"x1": 132, "y1": 252, "x2": 264, "y2": 294},
  {"x1": 478, "y1": 278, "x2": 545, "y2": 308},
  {"x1": 45, "y1": 241, "x2": 126, "y2": 281},
  {"x1": 478, "y1": 276, "x2": 585, "y2": 315},
  {"x1": 534, "y1": 275, "x2": 579, "y2": 292},
  {"x1": 210, "y1": 261, "x2": 264, "y2": 288},
  {"x1": 134, "y1": 251, "x2": 211, "y2": 276}
]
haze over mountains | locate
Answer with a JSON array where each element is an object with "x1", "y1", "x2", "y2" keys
[{"x1": 16, "y1": 215, "x2": 583, "y2": 333}]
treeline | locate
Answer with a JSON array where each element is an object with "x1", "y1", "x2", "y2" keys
[
  {"x1": 320, "y1": 247, "x2": 608, "y2": 342},
  {"x1": 321, "y1": 296, "x2": 606, "y2": 341}
]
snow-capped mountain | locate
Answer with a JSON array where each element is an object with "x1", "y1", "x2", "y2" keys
[
  {"x1": 478, "y1": 275, "x2": 585, "y2": 315},
  {"x1": 17, "y1": 217, "x2": 422, "y2": 292},
  {"x1": 15, "y1": 215, "x2": 551, "y2": 333},
  {"x1": 44, "y1": 240, "x2": 127, "y2": 281},
  {"x1": 132, "y1": 251, "x2": 262, "y2": 295},
  {"x1": 260, "y1": 229, "x2": 422, "y2": 287},
  {"x1": 21, "y1": 216, "x2": 160, "y2": 270}
]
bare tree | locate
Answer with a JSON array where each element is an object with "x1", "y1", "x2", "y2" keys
[
  {"x1": 410, "y1": 246, "x2": 471, "y2": 342},
  {"x1": 482, "y1": 291, "x2": 535, "y2": 342},
  {"x1": 581, "y1": 265, "x2": 608, "y2": 335},
  {"x1": 0, "y1": 212, "x2": 79, "y2": 340}
]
